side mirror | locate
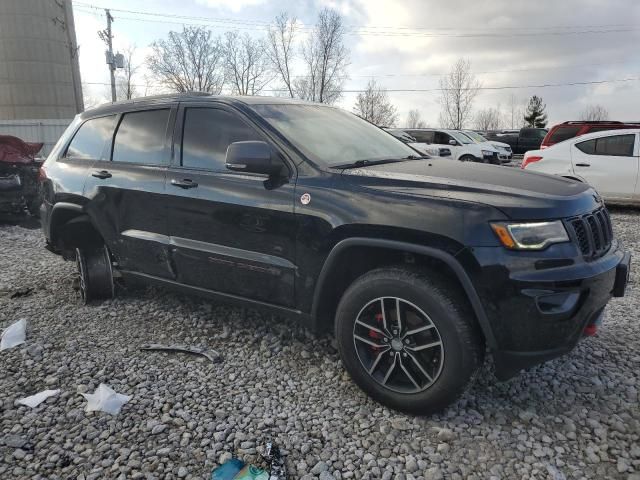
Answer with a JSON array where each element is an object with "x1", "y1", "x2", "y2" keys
[
  {"x1": 226, "y1": 141, "x2": 284, "y2": 176},
  {"x1": 448, "y1": 139, "x2": 457, "y2": 146}
]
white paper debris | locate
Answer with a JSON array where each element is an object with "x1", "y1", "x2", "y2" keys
[
  {"x1": 18, "y1": 389, "x2": 60, "y2": 408},
  {"x1": 0, "y1": 318, "x2": 27, "y2": 351},
  {"x1": 80, "y1": 383, "x2": 131, "y2": 415}
]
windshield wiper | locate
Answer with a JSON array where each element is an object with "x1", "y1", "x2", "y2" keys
[{"x1": 331, "y1": 155, "x2": 426, "y2": 170}]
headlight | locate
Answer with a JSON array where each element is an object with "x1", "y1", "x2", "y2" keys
[
  {"x1": 490, "y1": 221, "x2": 569, "y2": 250},
  {"x1": 481, "y1": 150, "x2": 494, "y2": 157}
]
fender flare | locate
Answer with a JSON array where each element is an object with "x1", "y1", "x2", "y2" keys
[
  {"x1": 46, "y1": 202, "x2": 84, "y2": 242},
  {"x1": 311, "y1": 237, "x2": 497, "y2": 349}
]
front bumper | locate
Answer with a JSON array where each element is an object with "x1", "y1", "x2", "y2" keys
[{"x1": 461, "y1": 242, "x2": 630, "y2": 380}]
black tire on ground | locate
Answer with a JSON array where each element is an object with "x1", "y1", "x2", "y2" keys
[
  {"x1": 458, "y1": 154, "x2": 477, "y2": 163},
  {"x1": 26, "y1": 196, "x2": 42, "y2": 218},
  {"x1": 335, "y1": 267, "x2": 483, "y2": 415},
  {"x1": 75, "y1": 246, "x2": 114, "y2": 304}
]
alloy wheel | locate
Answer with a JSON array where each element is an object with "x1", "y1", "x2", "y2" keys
[{"x1": 352, "y1": 297, "x2": 445, "y2": 394}]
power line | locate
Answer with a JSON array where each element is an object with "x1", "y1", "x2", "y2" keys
[
  {"x1": 74, "y1": 2, "x2": 637, "y2": 32},
  {"x1": 81, "y1": 76, "x2": 640, "y2": 93},
  {"x1": 72, "y1": 3, "x2": 640, "y2": 38}
]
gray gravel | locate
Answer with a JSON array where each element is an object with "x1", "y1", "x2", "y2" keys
[{"x1": 1, "y1": 209, "x2": 639, "y2": 480}]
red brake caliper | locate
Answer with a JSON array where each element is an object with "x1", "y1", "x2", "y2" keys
[{"x1": 369, "y1": 313, "x2": 384, "y2": 351}]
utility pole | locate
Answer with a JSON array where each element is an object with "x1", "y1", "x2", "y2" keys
[
  {"x1": 99, "y1": 9, "x2": 119, "y2": 102},
  {"x1": 105, "y1": 10, "x2": 116, "y2": 102}
]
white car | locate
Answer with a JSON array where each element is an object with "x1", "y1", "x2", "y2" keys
[
  {"x1": 522, "y1": 129, "x2": 640, "y2": 205},
  {"x1": 460, "y1": 130, "x2": 513, "y2": 163},
  {"x1": 383, "y1": 129, "x2": 452, "y2": 157},
  {"x1": 404, "y1": 128, "x2": 501, "y2": 164}
]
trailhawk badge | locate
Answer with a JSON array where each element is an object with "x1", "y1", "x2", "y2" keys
[{"x1": 300, "y1": 193, "x2": 311, "y2": 205}]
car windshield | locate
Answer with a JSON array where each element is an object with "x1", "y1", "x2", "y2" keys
[
  {"x1": 463, "y1": 131, "x2": 488, "y2": 143},
  {"x1": 449, "y1": 131, "x2": 474, "y2": 144},
  {"x1": 251, "y1": 104, "x2": 417, "y2": 167}
]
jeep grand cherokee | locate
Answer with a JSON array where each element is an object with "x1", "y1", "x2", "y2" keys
[{"x1": 40, "y1": 94, "x2": 630, "y2": 414}]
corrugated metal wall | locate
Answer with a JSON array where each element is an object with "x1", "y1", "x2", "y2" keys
[
  {"x1": 0, "y1": 119, "x2": 72, "y2": 157},
  {"x1": 0, "y1": 0, "x2": 83, "y2": 120}
]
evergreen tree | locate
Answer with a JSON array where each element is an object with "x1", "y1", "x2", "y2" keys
[{"x1": 523, "y1": 95, "x2": 548, "y2": 128}]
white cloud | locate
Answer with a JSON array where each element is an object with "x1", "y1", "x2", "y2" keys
[{"x1": 195, "y1": 0, "x2": 267, "y2": 13}]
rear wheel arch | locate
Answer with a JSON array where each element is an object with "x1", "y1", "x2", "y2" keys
[
  {"x1": 311, "y1": 238, "x2": 497, "y2": 349},
  {"x1": 49, "y1": 204, "x2": 104, "y2": 256}
]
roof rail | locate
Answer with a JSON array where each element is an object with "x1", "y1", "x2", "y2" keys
[{"x1": 561, "y1": 120, "x2": 623, "y2": 125}]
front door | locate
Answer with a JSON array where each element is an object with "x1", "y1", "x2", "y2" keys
[
  {"x1": 165, "y1": 103, "x2": 297, "y2": 307},
  {"x1": 571, "y1": 133, "x2": 639, "y2": 201},
  {"x1": 83, "y1": 106, "x2": 177, "y2": 278}
]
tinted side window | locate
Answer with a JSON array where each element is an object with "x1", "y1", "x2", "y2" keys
[
  {"x1": 576, "y1": 139, "x2": 596, "y2": 154},
  {"x1": 548, "y1": 126, "x2": 581, "y2": 144},
  {"x1": 66, "y1": 115, "x2": 116, "y2": 160},
  {"x1": 594, "y1": 134, "x2": 635, "y2": 156},
  {"x1": 434, "y1": 132, "x2": 451, "y2": 144},
  {"x1": 408, "y1": 130, "x2": 434, "y2": 143},
  {"x1": 181, "y1": 108, "x2": 263, "y2": 171},
  {"x1": 112, "y1": 109, "x2": 170, "y2": 165}
]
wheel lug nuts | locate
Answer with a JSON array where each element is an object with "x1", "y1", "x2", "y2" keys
[
  {"x1": 404, "y1": 339, "x2": 410, "y2": 344},
  {"x1": 402, "y1": 352, "x2": 407, "y2": 358},
  {"x1": 383, "y1": 338, "x2": 388, "y2": 342}
]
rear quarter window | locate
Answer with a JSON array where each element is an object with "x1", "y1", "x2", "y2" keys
[
  {"x1": 548, "y1": 126, "x2": 582, "y2": 144},
  {"x1": 65, "y1": 115, "x2": 116, "y2": 160}
]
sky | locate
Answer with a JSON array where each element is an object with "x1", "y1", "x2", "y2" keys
[{"x1": 72, "y1": 0, "x2": 640, "y2": 128}]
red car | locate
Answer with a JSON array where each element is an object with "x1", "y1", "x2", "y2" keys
[{"x1": 541, "y1": 121, "x2": 640, "y2": 149}]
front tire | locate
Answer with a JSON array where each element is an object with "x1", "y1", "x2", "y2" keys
[
  {"x1": 75, "y1": 246, "x2": 114, "y2": 304},
  {"x1": 335, "y1": 268, "x2": 483, "y2": 415}
]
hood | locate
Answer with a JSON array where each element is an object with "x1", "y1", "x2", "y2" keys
[{"x1": 341, "y1": 158, "x2": 601, "y2": 220}]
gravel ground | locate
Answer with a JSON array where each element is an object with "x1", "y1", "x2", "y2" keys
[{"x1": 0, "y1": 209, "x2": 639, "y2": 480}]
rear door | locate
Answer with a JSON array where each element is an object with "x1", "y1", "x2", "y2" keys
[
  {"x1": 571, "y1": 133, "x2": 639, "y2": 201},
  {"x1": 165, "y1": 103, "x2": 297, "y2": 307},
  {"x1": 83, "y1": 105, "x2": 177, "y2": 278}
]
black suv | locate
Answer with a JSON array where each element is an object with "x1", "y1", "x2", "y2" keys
[{"x1": 40, "y1": 94, "x2": 630, "y2": 414}]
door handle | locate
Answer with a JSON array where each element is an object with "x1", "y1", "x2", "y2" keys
[
  {"x1": 92, "y1": 170, "x2": 112, "y2": 179},
  {"x1": 171, "y1": 178, "x2": 198, "y2": 189},
  {"x1": 575, "y1": 163, "x2": 591, "y2": 167}
]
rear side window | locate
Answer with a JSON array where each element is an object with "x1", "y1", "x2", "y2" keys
[
  {"x1": 408, "y1": 130, "x2": 434, "y2": 143},
  {"x1": 112, "y1": 109, "x2": 170, "y2": 165},
  {"x1": 181, "y1": 108, "x2": 263, "y2": 171},
  {"x1": 66, "y1": 115, "x2": 116, "y2": 160},
  {"x1": 576, "y1": 134, "x2": 635, "y2": 157},
  {"x1": 548, "y1": 126, "x2": 581, "y2": 144}
]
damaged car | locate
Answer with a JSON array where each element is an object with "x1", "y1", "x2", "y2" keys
[
  {"x1": 40, "y1": 95, "x2": 630, "y2": 414},
  {"x1": 0, "y1": 135, "x2": 44, "y2": 217}
]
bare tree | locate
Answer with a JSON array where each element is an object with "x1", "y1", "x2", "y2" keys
[
  {"x1": 579, "y1": 104, "x2": 609, "y2": 121},
  {"x1": 267, "y1": 13, "x2": 297, "y2": 98},
  {"x1": 474, "y1": 107, "x2": 503, "y2": 131},
  {"x1": 147, "y1": 26, "x2": 225, "y2": 93},
  {"x1": 116, "y1": 46, "x2": 139, "y2": 101},
  {"x1": 353, "y1": 80, "x2": 397, "y2": 126},
  {"x1": 406, "y1": 109, "x2": 426, "y2": 128},
  {"x1": 223, "y1": 31, "x2": 272, "y2": 96},
  {"x1": 507, "y1": 94, "x2": 525, "y2": 129},
  {"x1": 437, "y1": 58, "x2": 481, "y2": 129},
  {"x1": 295, "y1": 8, "x2": 349, "y2": 104}
]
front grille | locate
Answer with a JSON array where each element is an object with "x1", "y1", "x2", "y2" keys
[{"x1": 566, "y1": 207, "x2": 613, "y2": 260}]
